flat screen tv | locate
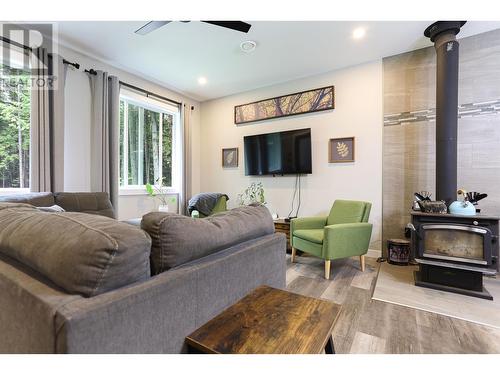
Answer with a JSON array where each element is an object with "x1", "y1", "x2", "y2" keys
[{"x1": 244, "y1": 128, "x2": 312, "y2": 176}]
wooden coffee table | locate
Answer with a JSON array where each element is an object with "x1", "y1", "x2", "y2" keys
[{"x1": 185, "y1": 286, "x2": 341, "y2": 354}]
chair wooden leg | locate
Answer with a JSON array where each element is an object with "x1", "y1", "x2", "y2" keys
[
  {"x1": 291, "y1": 247, "x2": 296, "y2": 263},
  {"x1": 360, "y1": 255, "x2": 365, "y2": 272},
  {"x1": 324, "y1": 260, "x2": 331, "y2": 280}
]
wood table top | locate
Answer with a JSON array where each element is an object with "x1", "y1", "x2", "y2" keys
[{"x1": 185, "y1": 285, "x2": 342, "y2": 354}]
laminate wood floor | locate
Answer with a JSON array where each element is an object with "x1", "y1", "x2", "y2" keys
[{"x1": 286, "y1": 254, "x2": 500, "y2": 354}]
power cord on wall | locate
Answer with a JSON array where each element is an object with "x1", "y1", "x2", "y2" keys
[
  {"x1": 286, "y1": 174, "x2": 301, "y2": 221},
  {"x1": 295, "y1": 174, "x2": 301, "y2": 218}
]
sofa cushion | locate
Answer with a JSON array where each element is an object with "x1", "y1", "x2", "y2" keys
[
  {"x1": 54, "y1": 192, "x2": 115, "y2": 218},
  {"x1": 0, "y1": 192, "x2": 55, "y2": 207},
  {"x1": 0, "y1": 203, "x2": 151, "y2": 297},
  {"x1": 293, "y1": 229, "x2": 324, "y2": 244},
  {"x1": 141, "y1": 204, "x2": 275, "y2": 274}
]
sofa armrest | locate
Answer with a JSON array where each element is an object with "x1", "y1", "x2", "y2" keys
[
  {"x1": 322, "y1": 223, "x2": 373, "y2": 259},
  {"x1": 290, "y1": 216, "x2": 327, "y2": 233}
]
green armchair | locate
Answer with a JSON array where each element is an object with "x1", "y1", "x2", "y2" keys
[
  {"x1": 197, "y1": 195, "x2": 228, "y2": 218},
  {"x1": 290, "y1": 200, "x2": 373, "y2": 279}
]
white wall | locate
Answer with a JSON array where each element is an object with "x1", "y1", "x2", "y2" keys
[
  {"x1": 199, "y1": 61, "x2": 383, "y2": 250},
  {"x1": 60, "y1": 44, "x2": 201, "y2": 220}
]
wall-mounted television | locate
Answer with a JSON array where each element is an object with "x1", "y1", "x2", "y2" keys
[{"x1": 244, "y1": 128, "x2": 312, "y2": 176}]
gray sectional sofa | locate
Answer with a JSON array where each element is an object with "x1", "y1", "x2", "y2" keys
[{"x1": 0, "y1": 192, "x2": 286, "y2": 353}]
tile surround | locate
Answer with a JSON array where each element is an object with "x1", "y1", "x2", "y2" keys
[{"x1": 382, "y1": 28, "x2": 500, "y2": 255}]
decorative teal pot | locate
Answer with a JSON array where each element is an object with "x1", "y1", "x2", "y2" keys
[{"x1": 449, "y1": 201, "x2": 476, "y2": 216}]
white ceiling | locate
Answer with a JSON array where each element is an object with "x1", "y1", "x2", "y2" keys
[{"x1": 56, "y1": 21, "x2": 500, "y2": 102}]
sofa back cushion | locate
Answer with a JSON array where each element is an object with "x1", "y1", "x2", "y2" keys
[
  {"x1": 0, "y1": 192, "x2": 55, "y2": 207},
  {"x1": 0, "y1": 192, "x2": 115, "y2": 218},
  {"x1": 141, "y1": 204, "x2": 275, "y2": 274},
  {"x1": 0, "y1": 203, "x2": 151, "y2": 297},
  {"x1": 54, "y1": 192, "x2": 115, "y2": 218},
  {"x1": 327, "y1": 200, "x2": 371, "y2": 226}
]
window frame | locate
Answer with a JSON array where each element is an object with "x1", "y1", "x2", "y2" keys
[
  {"x1": 0, "y1": 44, "x2": 32, "y2": 192},
  {"x1": 118, "y1": 89, "x2": 181, "y2": 196}
]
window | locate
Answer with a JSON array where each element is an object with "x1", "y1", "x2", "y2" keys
[
  {"x1": 119, "y1": 89, "x2": 180, "y2": 193},
  {"x1": 0, "y1": 60, "x2": 30, "y2": 191}
]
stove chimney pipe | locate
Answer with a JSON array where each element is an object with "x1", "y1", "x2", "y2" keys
[{"x1": 424, "y1": 21, "x2": 466, "y2": 206}]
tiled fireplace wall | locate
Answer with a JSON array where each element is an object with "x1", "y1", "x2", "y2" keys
[{"x1": 382, "y1": 28, "x2": 500, "y2": 256}]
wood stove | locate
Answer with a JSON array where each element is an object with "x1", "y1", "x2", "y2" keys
[
  {"x1": 411, "y1": 212, "x2": 499, "y2": 300},
  {"x1": 408, "y1": 21, "x2": 499, "y2": 300}
]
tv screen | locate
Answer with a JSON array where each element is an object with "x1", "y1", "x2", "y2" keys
[{"x1": 244, "y1": 128, "x2": 312, "y2": 176}]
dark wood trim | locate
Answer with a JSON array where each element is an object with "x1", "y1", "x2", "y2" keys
[{"x1": 234, "y1": 85, "x2": 335, "y2": 125}]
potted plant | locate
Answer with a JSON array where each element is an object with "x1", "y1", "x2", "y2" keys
[
  {"x1": 145, "y1": 178, "x2": 177, "y2": 212},
  {"x1": 237, "y1": 182, "x2": 266, "y2": 206}
]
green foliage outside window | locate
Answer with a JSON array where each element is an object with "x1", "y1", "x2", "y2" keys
[
  {"x1": 119, "y1": 98, "x2": 174, "y2": 188},
  {"x1": 0, "y1": 64, "x2": 30, "y2": 188}
]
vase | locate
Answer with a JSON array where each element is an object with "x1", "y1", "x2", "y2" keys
[{"x1": 158, "y1": 205, "x2": 169, "y2": 212}]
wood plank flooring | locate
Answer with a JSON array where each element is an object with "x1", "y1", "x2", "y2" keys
[{"x1": 285, "y1": 254, "x2": 500, "y2": 353}]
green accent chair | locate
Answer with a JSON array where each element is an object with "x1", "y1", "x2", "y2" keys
[
  {"x1": 290, "y1": 200, "x2": 373, "y2": 279},
  {"x1": 197, "y1": 195, "x2": 228, "y2": 218}
]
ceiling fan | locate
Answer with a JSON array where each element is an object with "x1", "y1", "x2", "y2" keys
[{"x1": 135, "y1": 21, "x2": 252, "y2": 35}]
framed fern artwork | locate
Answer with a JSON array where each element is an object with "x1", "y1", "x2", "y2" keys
[
  {"x1": 329, "y1": 137, "x2": 355, "y2": 163},
  {"x1": 222, "y1": 147, "x2": 239, "y2": 168}
]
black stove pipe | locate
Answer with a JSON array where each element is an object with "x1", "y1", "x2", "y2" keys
[{"x1": 424, "y1": 21, "x2": 466, "y2": 206}]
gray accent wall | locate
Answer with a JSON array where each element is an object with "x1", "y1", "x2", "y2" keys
[{"x1": 382, "y1": 28, "x2": 500, "y2": 255}]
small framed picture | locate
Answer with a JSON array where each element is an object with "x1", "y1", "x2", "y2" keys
[
  {"x1": 329, "y1": 137, "x2": 355, "y2": 163},
  {"x1": 222, "y1": 147, "x2": 239, "y2": 168}
]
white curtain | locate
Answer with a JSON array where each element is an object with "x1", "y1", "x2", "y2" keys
[
  {"x1": 180, "y1": 103, "x2": 194, "y2": 215},
  {"x1": 30, "y1": 47, "x2": 51, "y2": 192},
  {"x1": 89, "y1": 70, "x2": 120, "y2": 210},
  {"x1": 30, "y1": 49, "x2": 68, "y2": 192},
  {"x1": 50, "y1": 55, "x2": 68, "y2": 192}
]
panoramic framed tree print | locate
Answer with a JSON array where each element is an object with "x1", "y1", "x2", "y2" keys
[{"x1": 234, "y1": 86, "x2": 334, "y2": 124}]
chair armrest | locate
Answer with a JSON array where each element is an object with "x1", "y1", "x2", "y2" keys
[
  {"x1": 290, "y1": 216, "x2": 327, "y2": 233},
  {"x1": 323, "y1": 223, "x2": 373, "y2": 259}
]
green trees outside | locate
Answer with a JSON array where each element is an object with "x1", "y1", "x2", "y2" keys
[
  {"x1": 0, "y1": 64, "x2": 30, "y2": 188},
  {"x1": 161, "y1": 111, "x2": 173, "y2": 187},
  {"x1": 119, "y1": 98, "x2": 173, "y2": 188},
  {"x1": 0, "y1": 68, "x2": 174, "y2": 190}
]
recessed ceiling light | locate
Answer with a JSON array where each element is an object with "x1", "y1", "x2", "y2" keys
[
  {"x1": 198, "y1": 76, "x2": 207, "y2": 85},
  {"x1": 240, "y1": 40, "x2": 257, "y2": 53},
  {"x1": 352, "y1": 27, "x2": 366, "y2": 40}
]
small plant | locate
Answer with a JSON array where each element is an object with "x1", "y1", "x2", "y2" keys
[
  {"x1": 145, "y1": 177, "x2": 177, "y2": 207},
  {"x1": 237, "y1": 182, "x2": 266, "y2": 206}
]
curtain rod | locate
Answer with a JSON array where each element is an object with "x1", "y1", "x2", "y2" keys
[
  {"x1": 2, "y1": 36, "x2": 185, "y2": 108},
  {"x1": 0, "y1": 36, "x2": 80, "y2": 69},
  {"x1": 85, "y1": 68, "x2": 182, "y2": 107}
]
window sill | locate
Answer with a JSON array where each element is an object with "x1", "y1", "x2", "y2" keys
[
  {"x1": 119, "y1": 187, "x2": 179, "y2": 196},
  {"x1": 0, "y1": 188, "x2": 30, "y2": 195}
]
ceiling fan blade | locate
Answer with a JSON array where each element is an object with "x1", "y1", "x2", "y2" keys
[
  {"x1": 202, "y1": 21, "x2": 251, "y2": 33},
  {"x1": 135, "y1": 21, "x2": 171, "y2": 35}
]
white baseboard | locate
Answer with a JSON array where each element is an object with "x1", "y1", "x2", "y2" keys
[{"x1": 366, "y1": 248, "x2": 382, "y2": 259}]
